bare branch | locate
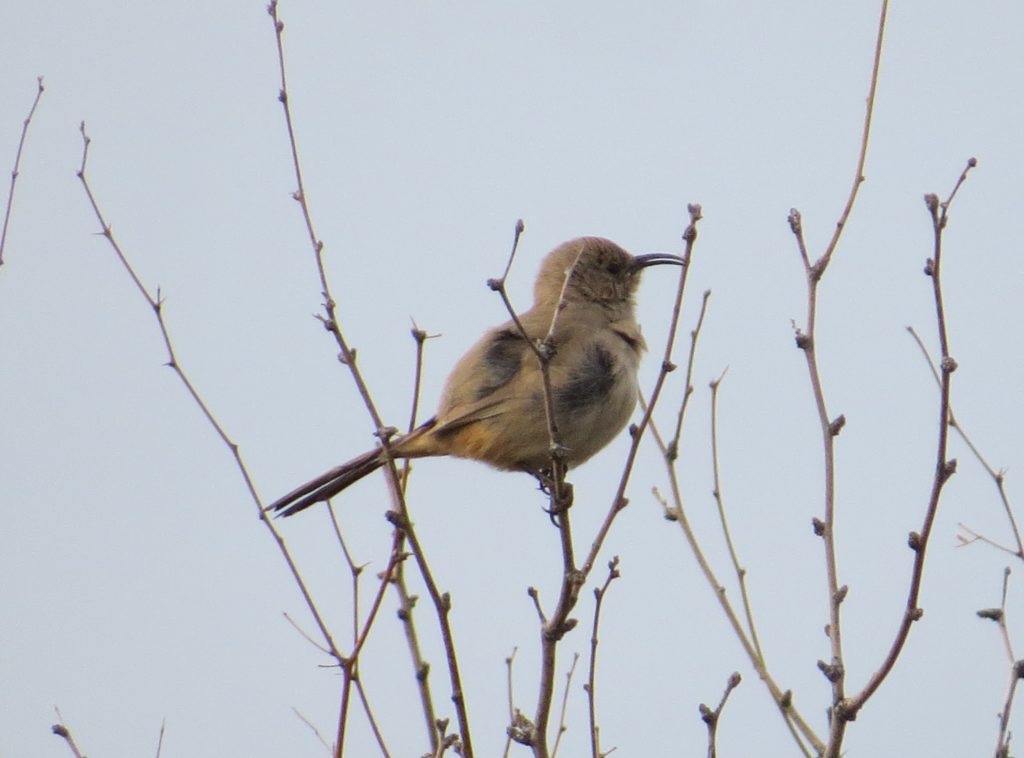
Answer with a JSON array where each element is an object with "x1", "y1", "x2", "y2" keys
[
  {"x1": 586, "y1": 558, "x2": 621, "y2": 758},
  {"x1": 843, "y1": 157, "x2": 976, "y2": 722},
  {"x1": 266, "y1": 4, "x2": 474, "y2": 753},
  {"x1": 51, "y1": 708, "x2": 86, "y2": 758},
  {"x1": 907, "y1": 325, "x2": 1023, "y2": 560},
  {"x1": 699, "y1": 672, "x2": 742, "y2": 758},
  {"x1": 0, "y1": 76, "x2": 45, "y2": 267},
  {"x1": 75, "y1": 122, "x2": 347, "y2": 675},
  {"x1": 550, "y1": 653, "x2": 579, "y2": 758},
  {"x1": 785, "y1": 5, "x2": 889, "y2": 752}
]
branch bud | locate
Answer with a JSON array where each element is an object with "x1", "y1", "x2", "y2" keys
[{"x1": 829, "y1": 415, "x2": 847, "y2": 437}]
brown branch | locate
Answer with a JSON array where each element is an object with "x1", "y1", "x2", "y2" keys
[
  {"x1": 667, "y1": 290, "x2": 711, "y2": 460},
  {"x1": 586, "y1": 558, "x2": 621, "y2": 758},
  {"x1": 842, "y1": 158, "x2": 976, "y2": 723},
  {"x1": 487, "y1": 221, "x2": 585, "y2": 757},
  {"x1": 709, "y1": 371, "x2": 766, "y2": 664},
  {"x1": 265, "y1": 5, "x2": 474, "y2": 754},
  {"x1": 785, "y1": 5, "x2": 889, "y2": 753},
  {"x1": 699, "y1": 672, "x2": 742, "y2": 758},
  {"x1": 0, "y1": 76, "x2": 44, "y2": 267},
  {"x1": 550, "y1": 653, "x2": 580, "y2": 758},
  {"x1": 907, "y1": 326, "x2": 1024, "y2": 561},
  {"x1": 51, "y1": 709, "x2": 86, "y2": 758},
  {"x1": 580, "y1": 204, "x2": 704, "y2": 579},
  {"x1": 648, "y1": 420, "x2": 820, "y2": 757},
  {"x1": 75, "y1": 121, "x2": 349, "y2": 674},
  {"x1": 645, "y1": 294, "x2": 819, "y2": 755},
  {"x1": 292, "y1": 707, "x2": 334, "y2": 754},
  {"x1": 391, "y1": 323, "x2": 441, "y2": 750},
  {"x1": 977, "y1": 567, "x2": 1020, "y2": 758},
  {"x1": 336, "y1": 533, "x2": 405, "y2": 756},
  {"x1": 503, "y1": 648, "x2": 519, "y2": 758},
  {"x1": 526, "y1": 204, "x2": 703, "y2": 758},
  {"x1": 488, "y1": 218, "x2": 573, "y2": 506},
  {"x1": 154, "y1": 719, "x2": 166, "y2": 758}
]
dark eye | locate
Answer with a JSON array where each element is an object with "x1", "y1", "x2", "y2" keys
[{"x1": 605, "y1": 260, "x2": 624, "y2": 275}]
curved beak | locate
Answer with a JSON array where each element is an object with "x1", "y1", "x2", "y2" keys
[{"x1": 632, "y1": 252, "x2": 685, "y2": 270}]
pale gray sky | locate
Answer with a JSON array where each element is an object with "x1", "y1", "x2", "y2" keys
[{"x1": 3, "y1": 2, "x2": 1023, "y2": 756}]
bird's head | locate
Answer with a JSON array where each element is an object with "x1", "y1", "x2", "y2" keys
[{"x1": 533, "y1": 237, "x2": 684, "y2": 308}]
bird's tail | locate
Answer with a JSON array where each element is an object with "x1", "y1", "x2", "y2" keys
[{"x1": 267, "y1": 448, "x2": 384, "y2": 518}]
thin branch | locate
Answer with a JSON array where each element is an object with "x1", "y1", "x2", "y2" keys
[
  {"x1": 530, "y1": 204, "x2": 704, "y2": 758},
  {"x1": 488, "y1": 218, "x2": 574, "y2": 507},
  {"x1": 550, "y1": 653, "x2": 580, "y2": 758},
  {"x1": 392, "y1": 322, "x2": 440, "y2": 750},
  {"x1": 907, "y1": 325, "x2": 1023, "y2": 560},
  {"x1": 352, "y1": 678, "x2": 394, "y2": 758},
  {"x1": 0, "y1": 75, "x2": 44, "y2": 267},
  {"x1": 51, "y1": 708, "x2": 86, "y2": 758},
  {"x1": 336, "y1": 532, "x2": 406, "y2": 757},
  {"x1": 978, "y1": 567, "x2": 1021, "y2": 758},
  {"x1": 503, "y1": 648, "x2": 518, "y2": 758},
  {"x1": 586, "y1": 558, "x2": 621, "y2": 758},
  {"x1": 699, "y1": 672, "x2": 742, "y2": 758},
  {"x1": 265, "y1": 5, "x2": 473, "y2": 753},
  {"x1": 785, "y1": 5, "x2": 888, "y2": 752},
  {"x1": 647, "y1": 427, "x2": 819, "y2": 757},
  {"x1": 709, "y1": 371, "x2": 765, "y2": 662},
  {"x1": 667, "y1": 290, "x2": 712, "y2": 460},
  {"x1": 843, "y1": 158, "x2": 976, "y2": 722},
  {"x1": 283, "y1": 612, "x2": 332, "y2": 656},
  {"x1": 487, "y1": 220, "x2": 586, "y2": 757},
  {"x1": 816, "y1": 0, "x2": 888, "y2": 278},
  {"x1": 645, "y1": 297, "x2": 818, "y2": 753},
  {"x1": 75, "y1": 121, "x2": 346, "y2": 671},
  {"x1": 292, "y1": 707, "x2": 334, "y2": 754},
  {"x1": 580, "y1": 204, "x2": 704, "y2": 579},
  {"x1": 154, "y1": 719, "x2": 166, "y2": 758}
]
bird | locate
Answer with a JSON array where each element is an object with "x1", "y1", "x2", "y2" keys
[{"x1": 268, "y1": 236, "x2": 683, "y2": 517}]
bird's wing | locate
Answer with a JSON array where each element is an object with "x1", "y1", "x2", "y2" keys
[{"x1": 430, "y1": 395, "x2": 513, "y2": 436}]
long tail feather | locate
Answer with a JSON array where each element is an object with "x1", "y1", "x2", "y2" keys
[{"x1": 267, "y1": 448, "x2": 383, "y2": 517}]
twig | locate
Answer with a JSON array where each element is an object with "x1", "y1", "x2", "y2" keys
[
  {"x1": 154, "y1": 719, "x2": 166, "y2": 758},
  {"x1": 586, "y1": 558, "x2": 621, "y2": 758},
  {"x1": 292, "y1": 707, "x2": 334, "y2": 754},
  {"x1": 503, "y1": 648, "x2": 518, "y2": 758},
  {"x1": 842, "y1": 159, "x2": 976, "y2": 724},
  {"x1": 336, "y1": 532, "x2": 406, "y2": 756},
  {"x1": 352, "y1": 678, "x2": 394, "y2": 758},
  {"x1": 0, "y1": 75, "x2": 44, "y2": 267},
  {"x1": 667, "y1": 290, "x2": 712, "y2": 460},
  {"x1": 580, "y1": 204, "x2": 704, "y2": 580},
  {"x1": 645, "y1": 297, "x2": 817, "y2": 754},
  {"x1": 699, "y1": 672, "x2": 742, "y2": 758},
  {"x1": 75, "y1": 118, "x2": 348, "y2": 678},
  {"x1": 395, "y1": 564, "x2": 438, "y2": 749},
  {"x1": 648, "y1": 416, "x2": 819, "y2": 756},
  {"x1": 786, "y1": 4, "x2": 888, "y2": 752},
  {"x1": 709, "y1": 371, "x2": 765, "y2": 663},
  {"x1": 487, "y1": 218, "x2": 574, "y2": 506},
  {"x1": 487, "y1": 220, "x2": 586, "y2": 757},
  {"x1": 550, "y1": 653, "x2": 580, "y2": 758},
  {"x1": 51, "y1": 708, "x2": 86, "y2": 758},
  {"x1": 907, "y1": 326, "x2": 1023, "y2": 560},
  {"x1": 530, "y1": 204, "x2": 704, "y2": 758},
  {"x1": 977, "y1": 567, "x2": 1021, "y2": 758},
  {"x1": 266, "y1": 5, "x2": 473, "y2": 754},
  {"x1": 393, "y1": 323, "x2": 440, "y2": 750},
  {"x1": 325, "y1": 502, "x2": 364, "y2": 640}
]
